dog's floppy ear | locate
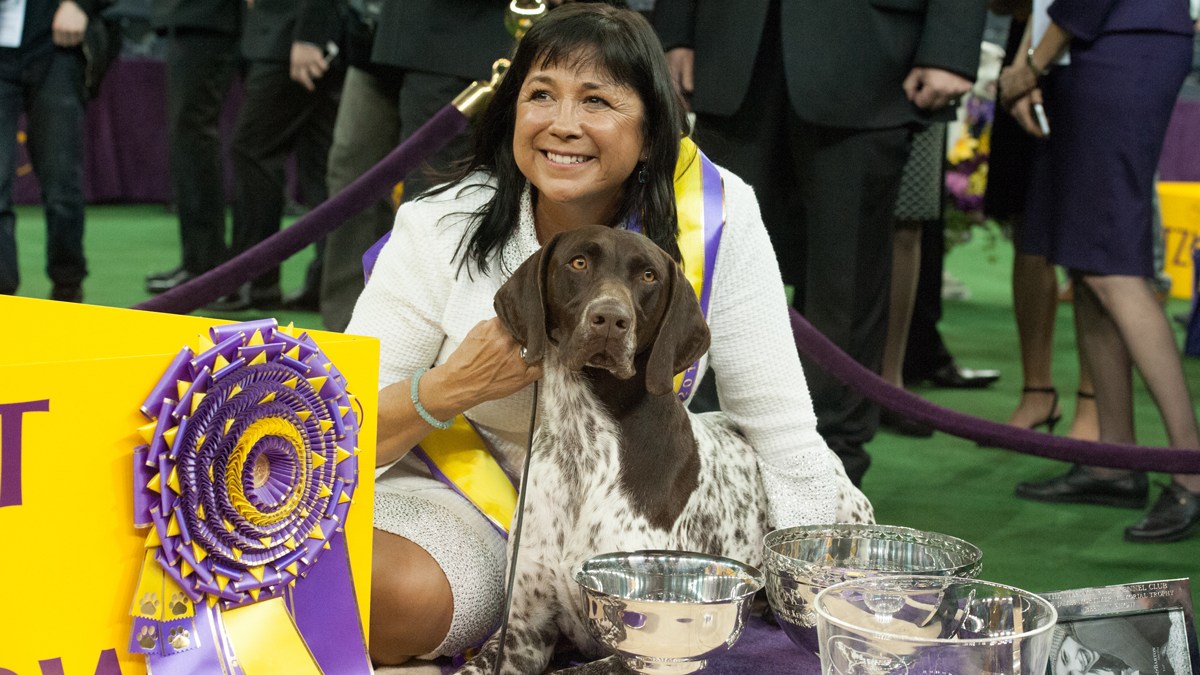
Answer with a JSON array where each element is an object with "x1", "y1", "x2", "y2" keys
[
  {"x1": 494, "y1": 236, "x2": 557, "y2": 363},
  {"x1": 645, "y1": 258, "x2": 710, "y2": 396}
]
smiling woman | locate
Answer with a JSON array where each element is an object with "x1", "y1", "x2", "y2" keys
[
  {"x1": 511, "y1": 60, "x2": 646, "y2": 236},
  {"x1": 344, "y1": 3, "x2": 870, "y2": 670}
]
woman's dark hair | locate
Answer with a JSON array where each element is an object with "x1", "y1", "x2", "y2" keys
[{"x1": 429, "y1": 2, "x2": 690, "y2": 275}]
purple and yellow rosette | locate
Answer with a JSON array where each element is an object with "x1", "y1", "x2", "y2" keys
[{"x1": 129, "y1": 319, "x2": 371, "y2": 674}]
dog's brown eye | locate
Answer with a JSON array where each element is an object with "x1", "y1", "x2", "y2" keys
[
  {"x1": 642, "y1": 269, "x2": 657, "y2": 282},
  {"x1": 570, "y1": 256, "x2": 587, "y2": 271}
]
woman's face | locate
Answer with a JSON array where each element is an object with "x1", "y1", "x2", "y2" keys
[
  {"x1": 1054, "y1": 635, "x2": 1101, "y2": 675},
  {"x1": 512, "y1": 54, "x2": 646, "y2": 222}
]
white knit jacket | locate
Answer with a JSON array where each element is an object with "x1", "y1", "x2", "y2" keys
[{"x1": 347, "y1": 167, "x2": 853, "y2": 528}]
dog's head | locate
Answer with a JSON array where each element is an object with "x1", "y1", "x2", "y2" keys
[{"x1": 494, "y1": 225, "x2": 710, "y2": 396}]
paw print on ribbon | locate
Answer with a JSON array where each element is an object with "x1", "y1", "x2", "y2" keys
[
  {"x1": 167, "y1": 627, "x2": 191, "y2": 651},
  {"x1": 139, "y1": 592, "x2": 160, "y2": 616},
  {"x1": 168, "y1": 592, "x2": 191, "y2": 617},
  {"x1": 137, "y1": 625, "x2": 158, "y2": 650}
]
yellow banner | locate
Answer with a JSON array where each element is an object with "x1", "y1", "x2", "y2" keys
[{"x1": 0, "y1": 296, "x2": 377, "y2": 674}]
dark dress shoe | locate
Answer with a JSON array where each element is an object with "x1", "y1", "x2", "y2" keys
[
  {"x1": 145, "y1": 267, "x2": 197, "y2": 294},
  {"x1": 880, "y1": 410, "x2": 934, "y2": 438},
  {"x1": 1015, "y1": 465, "x2": 1148, "y2": 508},
  {"x1": 920, "y1": 362, "x2": 1000, "y2": 389},
  {"x1": 1124, "y1": 482, "x2": 1200, "y2": 543},
  {"x1": 206, "y1": 286, "x2": 282, "y2": 313},
  {"x1": 281, "y1": 285, "x2": 320, "y2": 312}
]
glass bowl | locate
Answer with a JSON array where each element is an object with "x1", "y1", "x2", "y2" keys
[{"x1": 815, "y1": 575, "x2": 1058, "y2": 675}]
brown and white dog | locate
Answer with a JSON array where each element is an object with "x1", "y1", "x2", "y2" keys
[{"x1": 456, "y1": 225, "x2": 768, "y2": 674}]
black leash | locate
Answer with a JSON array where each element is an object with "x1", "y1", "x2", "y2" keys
[{"x1": 492, "y1": 380, "x2": 539, "y2": 675}]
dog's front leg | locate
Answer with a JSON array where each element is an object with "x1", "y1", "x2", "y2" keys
[{"x1": 455, "y1": 560, "x2": 559, "y2": 675}]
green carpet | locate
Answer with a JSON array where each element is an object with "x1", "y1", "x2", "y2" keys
[{"x1": 9, "y1": 204, "x2": 1200, "y2": 607}]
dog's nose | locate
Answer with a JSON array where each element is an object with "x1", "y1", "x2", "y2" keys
[{"x1": 587, "y1": 300, "x2": 631, "y2": 338}]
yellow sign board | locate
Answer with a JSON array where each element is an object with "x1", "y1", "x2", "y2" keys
[
  {"x1": 0, "y1": 296, "x2": 377, "y2": 674},
  {"x1": 1157, "y1": 181, "x2": 1200, "y2": 300}
]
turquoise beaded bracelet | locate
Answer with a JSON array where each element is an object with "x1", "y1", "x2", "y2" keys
[{"x1": 410, "y1": 367, "x2": 453, "y2": 430}]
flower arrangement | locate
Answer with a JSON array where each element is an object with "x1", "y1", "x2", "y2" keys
[{"x1": 944, "y1": 94, "x2": 995, "y2": 245}]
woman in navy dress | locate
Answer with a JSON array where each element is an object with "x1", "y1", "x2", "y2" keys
[{"x1": 999, "y1": 0, "x2": 1200, "y2": 543}]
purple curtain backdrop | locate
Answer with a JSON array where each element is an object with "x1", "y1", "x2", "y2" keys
[{"x1": 13, "y1": 57, "x2": 244, "y2": 205}]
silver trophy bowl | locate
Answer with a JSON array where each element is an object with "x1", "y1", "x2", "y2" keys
[
  {"x1": 762, "y1": 524, "x2": 983, "y2": 655},
  {"x1": 574, "y1": 550, "x2": 764, "y2": 674}
]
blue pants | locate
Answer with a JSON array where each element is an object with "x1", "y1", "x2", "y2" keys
[{"x1": 0, "y1": 46, "x2": 87, "y2": 294}]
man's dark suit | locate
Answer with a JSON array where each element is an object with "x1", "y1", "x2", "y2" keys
[
  {"x1": 151, "y1": 0, "x2": 242, "y2": 279},
  {"x1": 655, "y1": 0, "x2": 986, "y2": 484},
  {"x1": 319, "y1": 0, "x2": 514, "y2": 331},
  {"x1": 228, "y1": 0, "x2": 343, "y2": 303}
]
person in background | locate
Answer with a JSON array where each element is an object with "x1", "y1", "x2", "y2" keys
[
  {"x1": 211, "y1": 0, "x2": 344, "y2": 312},
  {"x1": 1001, "y1": 0, "x2": 1200, "y2": 543},
  {"x1": 654, "y1": 0, "x2": 987, "y2": 485},
  {"x1": 144, "y1": 0, "x2": 241, "y2": 295},
  {"x1": 0, "y1": 0, "x2": 103, "y2": 302}
]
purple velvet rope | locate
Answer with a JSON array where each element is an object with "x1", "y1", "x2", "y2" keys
[
  {"x1": 133, "y1": 104, "x2": 470, "y2": 315},
  {"x1": 788, "y1": 307, "x2": 1200, "y2": 473}
]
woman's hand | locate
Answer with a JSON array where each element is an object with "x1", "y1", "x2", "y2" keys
[
  {"x1": 423, "y1": 318, "x2": 543, "y2": 416},
  {"x1": 1007, "y1": 88, "x2": 1048, "y2": 139},
  {"x1": 375, "y1": 319, "x2": 542, "y2": 468},
  {"x1": 998, "y1": 62, "x2": 1038, "y2": 109}
]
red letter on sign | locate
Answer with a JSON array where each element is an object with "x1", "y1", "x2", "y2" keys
[{"x1": 0, "y1": 399, "x2": 50, "y2": 508}]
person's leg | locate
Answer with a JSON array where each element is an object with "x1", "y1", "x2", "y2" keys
[
  {"x1": 283, "y1": 66, "x2": 344, "y2": 309},
  {"x1": 882, "y1": 222, "x2": 921, "y2": 388},
  {"x1": 26, "y1": 48, "x2": 87, "y2": 300},
  {"x1": 229, "y1": 59, "x2": 316, "y2": 302},
  {"x1": 370, "y1": 529, "x2": 454, "y2": 665},
  {"x1": 1007, "y1": 251, "x2": 1063, "y2": 430},
  {"x1": 0, "y1": 60, "x2": 23, "y2": 295},
  {"x1": 1068, "y1": 337, "x2": 1099, "y2": 441},
  {"x1": 793, "y1": 122, "x2": 910, "y2": 485},
  {"x1": 160, "y1": 31, "x2": 237, "y2": 280},
  {"x1": 1077, "y1": 273, "x2": 1200, "y2": 484},
  {"x1": 320, "y1": 66, "x2": 401, "y2": 331}
]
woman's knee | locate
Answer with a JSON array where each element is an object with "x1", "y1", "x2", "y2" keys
[{"x1": 369, "y1": 529, "x2": 455, "y2": 665}]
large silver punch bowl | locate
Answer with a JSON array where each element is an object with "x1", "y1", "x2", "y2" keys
[
  {"x1": 573, "y1": 550, "x2": 764, "y2": 674},
  {"x1": 762, "y1": 524, "x2": 983, "y2": 654}
]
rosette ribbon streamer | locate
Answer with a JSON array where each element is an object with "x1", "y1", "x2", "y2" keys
[
  {"x1": 363, "y1": 137, "x2": 726, "y2": 536},
  {"x1": 129, "y1": 319, "x2": 371, "y2": 674}
]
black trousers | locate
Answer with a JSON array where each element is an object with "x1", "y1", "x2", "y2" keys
[
  {"x1": 230, "y1": 59, "x2": 342, "y2": 293},
  {"x1": 692, "y1": 23, "x2": 910, "y2": 485},
  {"x1": 164, "y1": 29, "x2": 239, "y2": 276}
]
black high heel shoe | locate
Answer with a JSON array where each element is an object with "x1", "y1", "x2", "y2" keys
[
  {"x1": 1019, "y1": 387, "x2": 1063, "y2": 433},
  {"x1": 1125, "y1": 482, "x2": 1200, "y2": 543}
]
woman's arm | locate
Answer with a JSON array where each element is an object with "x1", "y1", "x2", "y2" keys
[{"x1": 703, "y1": 170, "x2": 847, "y2": 527}]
